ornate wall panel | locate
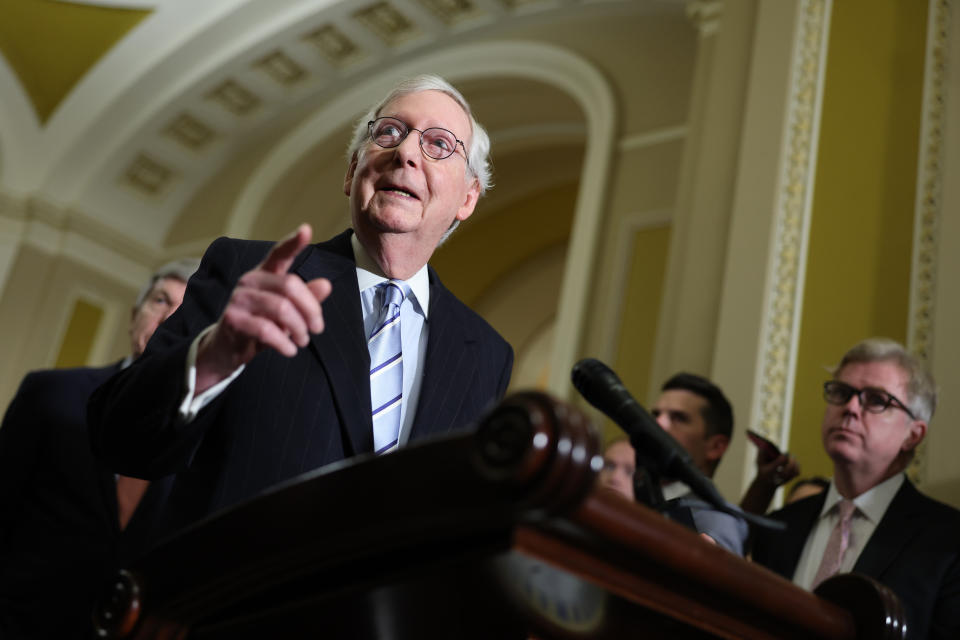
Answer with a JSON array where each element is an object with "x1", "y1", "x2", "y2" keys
[
  {"x1": 908, "y1": 0, "x2": 951, "y2": 484},
  {"x1": 753, "y1": 0, "x2": 832, "y2": 447}
]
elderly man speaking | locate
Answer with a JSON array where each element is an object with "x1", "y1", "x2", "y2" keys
[{"x1": 89, "y1": 75, "x2": 514, "y2": 545}]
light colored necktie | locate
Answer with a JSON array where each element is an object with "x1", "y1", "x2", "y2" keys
[
  {"x1": 812, "y1": 498, "x2": 857, "y2": 588},
  {"x1": 368, "y1": 280, "x2": 408, "y2": 454}
]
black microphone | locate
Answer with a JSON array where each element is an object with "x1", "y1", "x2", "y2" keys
[
  {"x1": 570, "y1": 358, "x2": 701, "y2": 488},
  {"x1": 571, "y1": 358, "x2": 786, "y2": 531}
]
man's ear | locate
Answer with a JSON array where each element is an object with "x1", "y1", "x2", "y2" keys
[
  {"x1": 343, "y1": 153, "x2": 358, "y2": 197},
  {"x1": 902, "y1": 419, "x2": 927, "y2": 453},
  {"x1": 455, "y1": 178, "x2": 481, "y2": 223},
  {"x1": 705, "y1": 434, "x2": 730, "y2": 463}
]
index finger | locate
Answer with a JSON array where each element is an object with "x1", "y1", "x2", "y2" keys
[{"x1": 261, "y1": 224, "x2": 312, "y2": 275}]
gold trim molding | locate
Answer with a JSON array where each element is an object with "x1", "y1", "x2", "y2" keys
[
  {"x1": 908, "y1": 0, "x2": 951, "y2": 484},
  {"x1": 755, "y1": 0, "x2": 831, "y2": 445}
]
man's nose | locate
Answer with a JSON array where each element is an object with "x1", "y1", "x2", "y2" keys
[
  {"x1": 843, "y1": 391, "x2": 862, "y2": 412},
  {"x1": 655, "y1": 414, "x2": 670, "y2": 431},
  {"x1": 393, "y1": 132, "x2": 421, "y2": 165}
]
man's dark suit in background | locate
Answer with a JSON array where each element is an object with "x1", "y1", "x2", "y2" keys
[
  {"x1": 0, "y1": 366, "x2": 168, "y2": 638},
  {"x1": 752, "y1": 478, "x2": 960, "y2": 640},
  {"x1": 0, "y1": 259, "x2": 195, "y2": 639},
  {"x1": 0, "y1": 366, "x2": 121, "y2": 638},
  {"x1": 89, "y1": 230, "x2": 513, "y2": 539}
]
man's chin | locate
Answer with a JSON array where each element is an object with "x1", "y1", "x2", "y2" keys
[
  {"x1": 363, "y1": 210, "x2": 420, "y2": 236},
  {"x1": 824, "y1": 441, "x2": 858, "y2": 465}
]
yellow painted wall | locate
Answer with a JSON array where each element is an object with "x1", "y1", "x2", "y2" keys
[
  {"x1": 0, "y1": 0, "x2": 149, "y2": 123},
  {"x1": 431, "y1": 182, "x2": 578, "y2": 307},
  {"x1": 789, "y1": 0, "x2": 927, "y2": 479},
  {"x1": 606, "y1": 224, "x2": 671, "y2": 442},
  {"x1": 54, "y1": 298, "x2": 102, "y2": 368}
]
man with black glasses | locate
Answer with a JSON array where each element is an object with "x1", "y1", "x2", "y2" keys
[
  {"x1": 89, "y1": 75, "x2": 513, "y2": 546},
  {"x1": 752, "y1": 338, "x2": 960, "y2": 640}
]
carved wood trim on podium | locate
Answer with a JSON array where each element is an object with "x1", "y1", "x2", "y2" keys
[{"x1": 93, "y1": 392, "x2": 905, "y2": 639}]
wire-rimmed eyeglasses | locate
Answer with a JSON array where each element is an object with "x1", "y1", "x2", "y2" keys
[
  {"x1": 367, "y1": 117, "x2": 468, "y2": 164},
  {"x1": 823, "y1": 380, "x2": 916, "y2": 420}
]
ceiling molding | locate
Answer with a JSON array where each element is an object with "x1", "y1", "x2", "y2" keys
[{"x1": 227, "y1": 39, "x2": 605, "y2": 238}]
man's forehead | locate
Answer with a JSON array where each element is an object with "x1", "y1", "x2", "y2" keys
[
  {"x1": 836, "y1": 359, "x2": 908, "y2": 390},
  {"x1": 655, "y1": 388, "x2": 707, "y2": 413},
  {"x1": 379, "y1": 90, "x2": 470, "y2": 134},
  {"x1": 154, "y1": 276, "x2": 185, "y2": 290}
]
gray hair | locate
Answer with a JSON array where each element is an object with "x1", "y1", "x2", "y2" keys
[
  {"x1": 346, "y1": 75, "x2": 492, "y2": 241},
  {"x1": 832, "y1": 337, "x2": 937, "y2": 423},
  {"x1": 134, "y1": 258, "x2": 200, "y2": 309}
]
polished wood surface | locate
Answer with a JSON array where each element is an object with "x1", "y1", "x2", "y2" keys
[{"x1": 93, "y1": 392, "x2": 904, "y2": 640}]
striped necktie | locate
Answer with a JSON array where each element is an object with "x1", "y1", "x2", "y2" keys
[{"x1": 368, "y1": 280, "x2": 409, "y2": 454}]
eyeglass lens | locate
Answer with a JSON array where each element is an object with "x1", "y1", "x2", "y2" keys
[
  {"x1": 370, "y1": 117, "x2": 459, "y2": 160},
  {"x1": 824, "y1": 382, "x2": 896, "y2": 413}
]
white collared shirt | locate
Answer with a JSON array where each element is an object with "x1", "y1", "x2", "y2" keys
[
  {"x1": 179, "y1": 233, "x2": 431, "y2": 446},
  {"x1": 792, "y1": 472, "x2": 905, "y2": 589}
]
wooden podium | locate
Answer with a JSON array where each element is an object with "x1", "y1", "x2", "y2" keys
[{"x1": 94, "y1": 392, "x2": 906, "y2": 639}]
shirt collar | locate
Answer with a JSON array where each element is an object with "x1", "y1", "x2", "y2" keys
[
  {"x1": 662, "y1": 480, "x2": 691, "y2": 502},
  {"x1": 818, "y1": 472, "x2": 905, "y2": 524},
  {"x1": 351, "y1": 232, "x2": 430, "y2": 317}
]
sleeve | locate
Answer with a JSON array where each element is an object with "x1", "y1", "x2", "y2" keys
[
  {"x1": 87, "y1": 237, "x2": 268, "y2": 479},
  {"x1": 930, "y1": 561, "x2": 960, "y2": 639},
  {"x1": 689, "y1": 506, "x2": 750, "y2": 556},
  {"x1": 495, "y1": 340, "x2": 514, "y2": 400}
]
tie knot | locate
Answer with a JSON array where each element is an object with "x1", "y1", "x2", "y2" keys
[
  {"x1": 381, "y1": 280, "x2": 408, "y2": 308},
  {"x1": 836, "y1": 498, "x2": 856, "y2": 521}
]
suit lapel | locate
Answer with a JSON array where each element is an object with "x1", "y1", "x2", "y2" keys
[
  {"x1": 768, "y1": 492, "x2": 825, "y2": 578},
  {"x1": 296, "y1": 231, "x2": 374, "y2": 456},
  {"x1": 854, "y1": 479, "x2": 923, "y2": 579},
  {"x1": 409, "y1": 268, "x2": 478, "y2": 441}
]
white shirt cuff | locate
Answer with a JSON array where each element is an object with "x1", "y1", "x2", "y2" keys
[{"x1": 178, "y1": 324, "x2": 245, "y2": 422}]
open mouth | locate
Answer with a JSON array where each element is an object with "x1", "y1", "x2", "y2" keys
[{"x1": 381, "y1": 185, "x2": 419, "y2": 200}]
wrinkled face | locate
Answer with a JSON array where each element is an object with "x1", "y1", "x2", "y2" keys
[
  {"x1": 344, "y1": 90, "x2": 479, "y2": 252},
  {"x1": 652, "y1": 389, "x2": 722, "y2": 477},
  {"x1": 821, "y1": 361, "x2": 925, "y2": 476},
  {"x1": 597, "y1": 440, "x2": 635, "y2": 500},
  {"x1": 129, "y1": 277, "x2": 187, "y2": 358}
]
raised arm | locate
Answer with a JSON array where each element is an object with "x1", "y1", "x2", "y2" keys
[
  {"x1": 195, "y1": 224, "x2": 331, "y2": 393},
  {"x1": 88, "y1": 225, "x2": 331, "y2": 479}
]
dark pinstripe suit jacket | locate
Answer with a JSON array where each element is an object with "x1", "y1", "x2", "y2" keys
[
  {"x1": 88, "y1": 229, "x2": 513, "y2": 546},
  {"x1": 752, "y1": 478, "x2": 960, "y2": 640}
]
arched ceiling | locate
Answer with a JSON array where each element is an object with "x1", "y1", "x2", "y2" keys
[{"x1": 0, "y1": 0, "x2": 695, "y2": 253}]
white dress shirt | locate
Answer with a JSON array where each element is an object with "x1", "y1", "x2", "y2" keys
[{"x1": 792, "y1": 472, "x2": 904, "y2": 589}]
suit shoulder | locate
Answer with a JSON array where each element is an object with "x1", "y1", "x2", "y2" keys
[
  {"x1": 203, "y1": 235, "x2": 340, "y2": 276},
  {"x1": 202, "y1": 236, "x2": 275, "y2": 271},
  {"x1": 906, "y1": 484, "x2": 960, "y2": 526},
  {"x1": 428, "y1": 270, "x2": 507, "y2": 344},
  {"x1": 17, "y1": 364, "x2": 118, "y2": 397}
]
